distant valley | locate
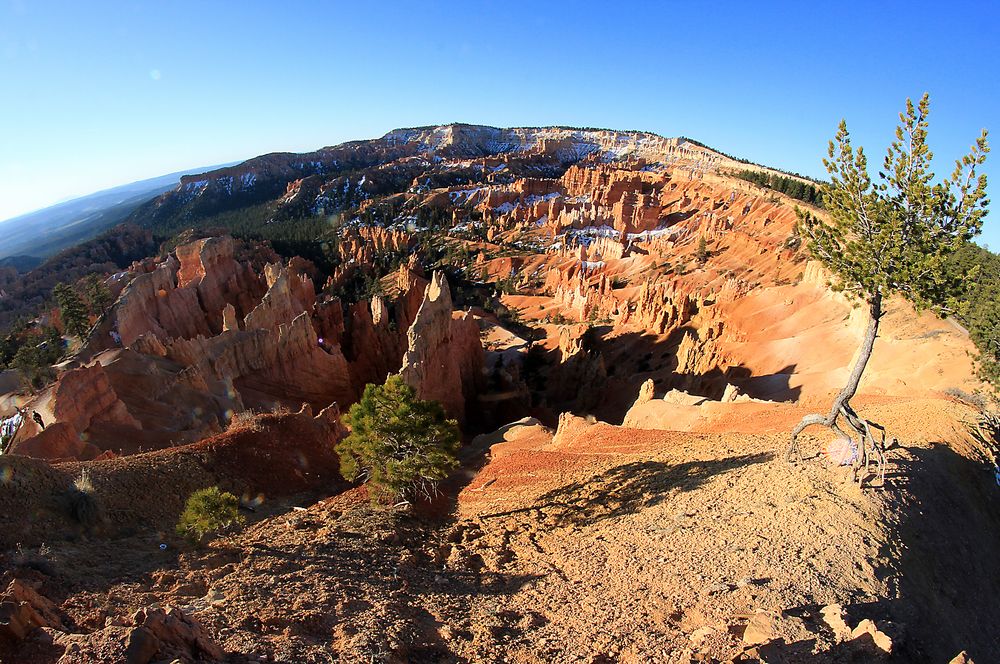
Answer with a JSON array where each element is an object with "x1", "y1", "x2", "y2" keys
[{"x1": 0, "y1": 162, "x2": 236, "y2": 261}]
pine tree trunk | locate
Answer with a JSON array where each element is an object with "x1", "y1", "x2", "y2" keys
[
  {"x1": 830, "y1": 292, "x2": 882, "y2": 411},
  {"x1": 788, "y1": 292, "x2": 883, "y2": 459}
]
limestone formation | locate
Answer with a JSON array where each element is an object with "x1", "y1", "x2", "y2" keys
[
  {"x1": 9, "y1": 363, "x2": 140, "y2": 460},
  {"x1": 636, "y1": 378, "x2": 656, "y2": 405},
  {"x1": 551, "y1": 412, "x2": 596, "y2": 446},
  {"x1": 50, "y1": 364, "x2": 141, "y2": 433},
  {"x1": 399, "y1": 272, "x2": 484, "y2": 423},
  {"x1": 7, "y1": 234, "x2": 493, "y2": 460}
]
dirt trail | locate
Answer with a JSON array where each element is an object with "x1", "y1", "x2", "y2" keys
[{"x1": 450, "y1": 398, "x2": 999, "y2": 662}]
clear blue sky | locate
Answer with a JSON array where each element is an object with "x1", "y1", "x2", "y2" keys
[{"x1": 2, "y1": 1, "x2": 998, "y2": 246}]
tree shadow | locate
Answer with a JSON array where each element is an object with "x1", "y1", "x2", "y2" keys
[
  {"x1": 756, "y1": 634, "x2": 893, "y2": 663},
  {"x1": 544, "y1": 326, "x2": 807, "y2": 424},
  {"x1": 869, "y1": 442, "x2": 1000, "y2": 662},
  {"x1": 480, "y1": 453, "x2": 773, "y2": 527},
  {"x1": 244, "y1": 541, "x2": 542, "y2": 599}
]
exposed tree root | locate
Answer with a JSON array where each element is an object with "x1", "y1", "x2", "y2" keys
[
  {"x1": 786, "y1": 294, "x2": 894, "y2": 486},
  {"x1": 787, "y1": 399, "x2": 892, "y2": 486}
]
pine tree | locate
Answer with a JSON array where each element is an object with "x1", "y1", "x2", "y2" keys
[
  {"x1": 82, "y1": 274, "x2": 112, "y2": 316},
  {"x1": 336, "y1": 375, "x2": 460, "y2": 504},
  {"x1": 789, "y1": 94, "x2": 990, "y2": 482},
  {"x1": 53, "y1": 283, "x2": 90, "y2": 339},
  {"x1": 696, "y1": 236, "x2": 709, "y2": 263},
  {"x1": 11, "y1": 344, "x2": 50, "y2": 390},
  {"x1": 176, "y1": 486, "x2": 245, "y2": 543}
]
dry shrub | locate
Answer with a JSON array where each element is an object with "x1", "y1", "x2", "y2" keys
[
  {"x1": 63, "y1": 469, "x2": 104, "y2": 527},
  {"x1": 227, "y1": 404, "x2": 293, "y2": 433},
  {"x1": 945, "y1": 387, "x2": 993, "y2": 411},
  {"x1": 226, "y1": 409, "x2": 265, "y2": 433}
]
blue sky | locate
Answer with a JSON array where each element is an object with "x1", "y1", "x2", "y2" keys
[{"x1": 1, "y1": 1, "x2": 998, "y2": 246}]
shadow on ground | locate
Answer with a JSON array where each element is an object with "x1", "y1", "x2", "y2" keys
[
  {"x1": 871, "y1": 441, "x2": 1000, "y2": 662},
  {"x1": 481, "y1": 452, "x2": 773, "y2": 527}
]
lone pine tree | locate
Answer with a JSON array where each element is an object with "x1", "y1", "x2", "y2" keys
[
  {"x1": 53, "y1": 283, "x2": 90, "y2": 340},
  {"x1": 336, "y1": 375, "x2": 460, "y2": 504},
  {"x1": 789, "y1": 94, "x2": 990, "y2": 483}
]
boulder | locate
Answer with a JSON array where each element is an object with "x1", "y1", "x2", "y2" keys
[
  {"x1": 850, "y1": 618, "x2": 893, "y2": 654},
  {"x1": 55, "y1": 606, "x2": 223, "y2": 664},
  {"x1": 742, "y1": 611, "x2": 775, "y2": 646},
  {"x1": 551, "y1": 412, "x2": 596, "y2": 446},
  {"x1": 470, "y1": 417, "x2": 543, "y2": 448},
  {"x1": 134, "y1": 606, "x2": 224, "y2": 661},
  {"x1": 819, "y1": 603, "x2": 852, "y2": 641},
  {"x1": 0, "y1": 579, "x2": 65, "y2": 643}
]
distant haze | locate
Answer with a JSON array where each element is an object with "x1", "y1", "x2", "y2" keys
[{"x1": 0, "y1": 163, "x2": 235, "y2": 259}]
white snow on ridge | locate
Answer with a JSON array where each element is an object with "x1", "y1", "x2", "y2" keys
[
  {"x1": 375, "y1": 126, "x2": 718, "y2": 166},
  {"x1": 448, "y1": 187, "x2": 485, "y2": 201},
  {"x1": 182, "y1": 179, "x2": 209, "y2": 191},
  {"x1": 567, "y1": 225, "x2": 619, "y2": 238},
  {"x1": 626, "y1": 226, "x2": 679, "y2": 241},
  {"x1": 523, "y1": 192, "x2": 561, "y2": 205}
]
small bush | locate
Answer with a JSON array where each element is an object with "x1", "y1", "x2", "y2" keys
[
  {"x1": 945, "y1": 387, "x2": 991, "y2": 410},
  {"x1": 226, "y1": 409, "x2": 264, "y2": 433},
  {"x1": 12, "y1": 543, "x2": 56, "y2": 576},
  {"x1": 64, "y1": 469, "x2": 103, "y2": 527},
  {"x1": 785, "y1": 235, "x2": 803, "y2": 251},
  {"x1": 176, "y1": 486, "x2": 245, "y2": 543}
]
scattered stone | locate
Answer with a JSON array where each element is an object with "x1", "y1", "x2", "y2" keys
[
  {"x1": 0, "y1": 579, "x2": 64, "y2": 643},
  {"x1": 820, "y1": 603, "x2": 852, "y2": 641},
  {"x1": 851, "y1": 618, "x2": 893, "y2": 654},
  {"x1": 742, "y1": 611, "x2": 775, "y2": 646},
  {"x1": 704, "y1": 582, "x2": 729, "y2": 595},
  {"x1": 689, "y1": 626, "x2": 715, "y2": 645}
]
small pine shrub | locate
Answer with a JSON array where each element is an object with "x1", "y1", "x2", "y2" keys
[
  {"x1": 696, "y1": 236, "x2": 709, "y2": 263},
  {"x1": 176, "y1": 487, "x2": 245, "y2": 543},
  {"x1": 336, "y1": 376, "x2": 460, "y2": 504}
]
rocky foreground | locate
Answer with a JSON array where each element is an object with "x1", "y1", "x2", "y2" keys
[{"x1": 2, "y1": 397, "x2": 997, "y2": 663}]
